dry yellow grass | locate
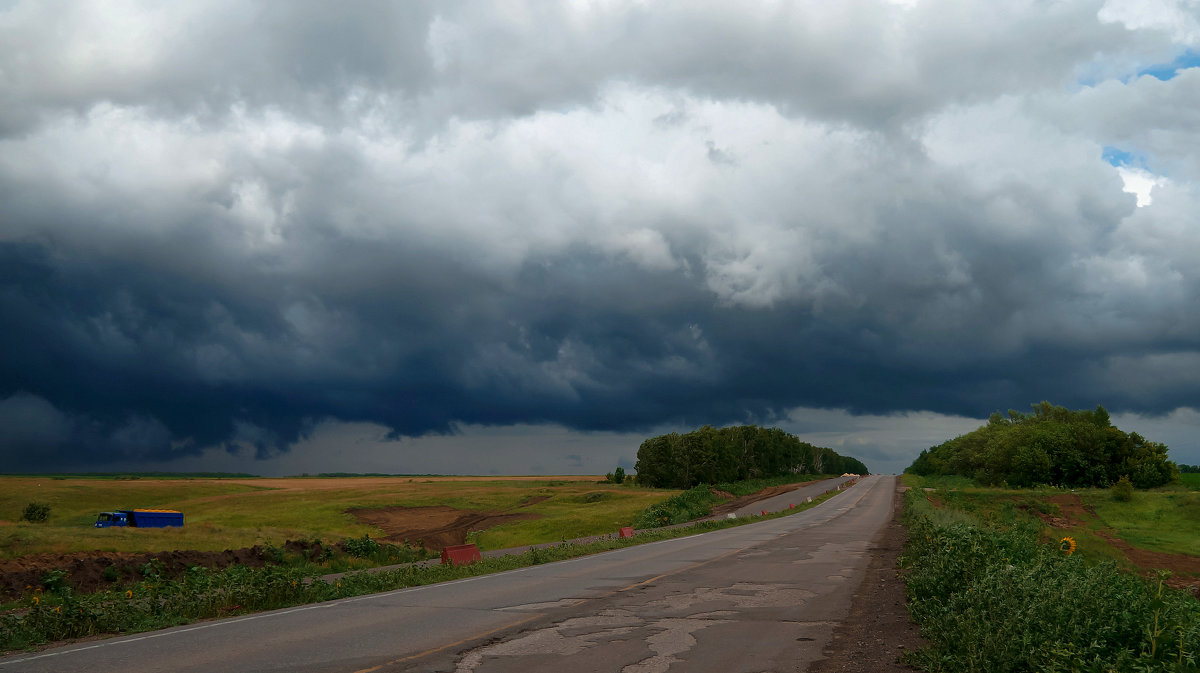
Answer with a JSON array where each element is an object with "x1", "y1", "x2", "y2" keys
[{"x1": 0, "y1": 475, "x2": 671, "y2": 557}]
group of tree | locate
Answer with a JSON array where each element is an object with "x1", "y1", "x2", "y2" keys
[
  {"x1": 1179, "y1": 464, "x2": 1200, "y2": 474},
  {"x1": 634, "y1": 424, "x2": 869, "y2": 489},
  {"x1": 906, "y1": 402, "x2": 1178, "y2": 488}
]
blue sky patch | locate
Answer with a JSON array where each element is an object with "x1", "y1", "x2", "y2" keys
[
  {"x1": 1102, "y1": 146, "x2": 1140, "y2": 168},
  {"x1": 1138, "y1": 49, "x2": 1200, "y2": 81}
]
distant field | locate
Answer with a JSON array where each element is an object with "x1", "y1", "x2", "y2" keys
[
  {"x1": 902, "y1": 473, "x2": 1200, "y2": 562},
  {"x1": 0, "y1": 475, "x2": 675, "y2": 558},
  {"x1": 1180, "y1": 472, "x2": 1200, "y2": 489}
]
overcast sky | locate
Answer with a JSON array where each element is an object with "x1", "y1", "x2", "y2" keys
[{"x1": 3, "y1": 0, "x2": 1200, "y2": 477}]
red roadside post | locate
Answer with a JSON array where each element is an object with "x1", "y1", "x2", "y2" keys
[
  {"x1": 618, "y1": 526, "x2": 635, "y2": 538},
  {"x1": 441, "y1": 543, "x2": 482, "y2": 566}
]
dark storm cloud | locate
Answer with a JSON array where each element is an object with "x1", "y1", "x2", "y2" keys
[{"x1": 2, "y1": 0, "x2": 1200, "y2": 471}]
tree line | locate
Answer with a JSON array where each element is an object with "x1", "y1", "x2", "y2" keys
[
  {"x1": 906, "y1": 402, "x2": 1178, "y2": 488},
  {"x1": 634, "y1": 424, "x2": 869, "y2": 489}
]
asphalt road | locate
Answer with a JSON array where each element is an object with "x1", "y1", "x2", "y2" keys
[
  {"x1": 1, "y1": 475, "x2": 895, "y2": 673},
  {"x1": 727, "y1": 475, "x2": 856, "y2": 518}
]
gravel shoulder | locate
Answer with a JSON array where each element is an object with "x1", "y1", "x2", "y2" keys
[{"x1": 808, "y1": 481, "x2": 926, "y2": 673}]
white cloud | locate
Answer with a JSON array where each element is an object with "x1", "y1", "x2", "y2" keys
[
  {"x1": 3, "y1": 1, "x2": 1200, "y2": 470},
  {"x1": 1100, "y1": 0, "x2": 1200, "y2": 46},
  {"x1": 1118, "y1": 165, "x2": 1167, "y2": 205}
]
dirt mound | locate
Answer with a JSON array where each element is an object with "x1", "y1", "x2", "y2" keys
[
  {"x1": 708, "y1": 480, "x2": 820, "y2": 518},
  {"x1": 0, "y1": 541, "x2": 325, "y2": 599},
  {"x1": 348, "y1": 505, "x2": 541, "y2": 549}
]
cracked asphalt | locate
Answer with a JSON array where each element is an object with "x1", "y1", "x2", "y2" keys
[
  {"x1": 0, "y1": 475, "x2": 895, "y2": 673},
  {"x1": 432, "y1": 476, "x2": 893, "y2": 673}
]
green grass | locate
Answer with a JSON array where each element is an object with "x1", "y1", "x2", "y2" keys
[
  {"x1": 1, "y1": 474, "x2": 846, "y2": 559},
  {"x1": 1082, "y1": 489, "x2": 1200, "y2": 557},
  {"x1": 0, "y1": 476, "x2": 675, "y2": 559},
  {"x1": 714, "y1": 473, "x2": 828, "y2": 496},
  {"x1": 900, "y1": 473, "x2": 979, "y2": 490},
  {"x1": 901, "y1": 490, "x2": 1200, "y2": 672},
  {"x1": 1179, "y1": 473, "x2": 1200, "y2": 489},
  {"x1": 473, "y1": 487, "x2": 676, "y2": 549}
]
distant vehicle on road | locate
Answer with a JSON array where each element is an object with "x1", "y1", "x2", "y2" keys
[{"x1": 94, "y1": 509, "x2": 184, "y2": 528}]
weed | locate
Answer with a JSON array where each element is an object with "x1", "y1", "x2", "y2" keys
[
  {"x1": 39, "y1": 570, "x2": 69, "y2": 595},
  {"x1": 900, "y1": 489, "x2": 1200, "y2": 672},
  {"x1": 341, "y1": 535, "x2": 380, "y2": 558},
  {"x1": 1113, "y1": 475, "x2": 1135, "y2": 502},
  {"x1": 20, "y1": 502, "x2": 50, "y2": 523}
]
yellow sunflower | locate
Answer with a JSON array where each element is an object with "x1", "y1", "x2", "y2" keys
[{"x1": 1059, "y1": 536, "x2": 1077, "y2": 555}]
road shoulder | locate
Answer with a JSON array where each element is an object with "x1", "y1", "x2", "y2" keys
[{"x1": 807, "y1": 481, "x2": 926, "y2": 673}]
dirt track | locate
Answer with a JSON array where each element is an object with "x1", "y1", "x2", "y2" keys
[
  {"x1": 347, "y1": 506, "x2": 541, "y2": 549},
  {"x1": 1034, "y1": 493, "x2": 1200, "y2": 595}
]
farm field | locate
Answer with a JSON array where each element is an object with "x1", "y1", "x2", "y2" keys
[{"x1": 0, "y1": 475, "x2": 676, "y2": 559}]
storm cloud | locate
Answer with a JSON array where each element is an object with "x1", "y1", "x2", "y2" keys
[{"x1": 2, "y1": 0, "x2": 1199, "y2": 473}]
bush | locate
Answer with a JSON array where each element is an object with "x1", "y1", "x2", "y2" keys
[
  {"x1": 632, "y1": 485, "x2": 721, "y2": 528},
  {"x1": 901, "y1": 490, "x2": 1200, "y2": 672},
  {"x1": 341, "y1": 535, "x2": 381, "y2": 558},
  {"x1": 613, "y1": 467, "x2": 625, "y2": 484},
  {"x1": 21, "y1": 502, "x2": 50, "y2": 523},
  {"x1": 1112, "y1": 475, "x2": 1134, "y2": 502}
]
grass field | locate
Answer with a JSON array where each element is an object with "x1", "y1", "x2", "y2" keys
[
  {"x1": 0, "y1": 475, "x2": 677, "y2": 558},
  {"x1": 1180, "y1": 472, "x2": 1200, "y2": 489},
  {"x1": 1082, "y1": 488, "x2": 1200, "y2": 557},
  {"x1": 901, "y1": 473, "x2": 1200, "y2": 563}
]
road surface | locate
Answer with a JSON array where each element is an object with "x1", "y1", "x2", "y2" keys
[{"x1": 1, "y1": 475, "x2": 896, "y2": 673}]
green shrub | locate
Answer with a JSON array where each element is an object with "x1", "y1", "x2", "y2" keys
[
  {"x1": 21, "y1": 502, "x2": 50, "y2": 523},
  {"x1": 900, "y1": 490, "x2": 1200, "y2": 672},
  {"x1": 40, "y1": 569, "x2": 70, "y2": 595},
  {"x1": 341, "y1": 535, "x2": 381, "y2": 558},
  {"x1": 1112, "y1": 475, "x2": 1135, "y2": 502},
  {"x1": 632, "y1": 485, "x2": 721, "y2": 528}
]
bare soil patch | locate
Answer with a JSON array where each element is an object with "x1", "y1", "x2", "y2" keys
[
  {"x1": 707, "y1": 480, "x2": 820, "y2": 517},
  {"x1": 0, "y1": 541, "x2": 324, "y2": 599},
  {"x1": 347, "y1": 506, "x2": 541, "y2": 550},
  {"x1": 1029, "y1": 493, "x2": 1200, "y2": 596},
  {"x1": 809, "y1": 483, "x2": 926, "y2": 672}
]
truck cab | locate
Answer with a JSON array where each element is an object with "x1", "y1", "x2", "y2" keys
[
  {"x1": 94, "y1": 509, "x2": 183, "y2": 528},
  {"x1": 94, "y1": 511, "x2": 129, "y2": 527}
]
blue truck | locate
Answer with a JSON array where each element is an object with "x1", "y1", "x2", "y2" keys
[{"x1": 94, "y1": 509, "x2": 184, "y2": 528}]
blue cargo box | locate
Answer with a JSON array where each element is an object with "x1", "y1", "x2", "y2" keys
[{"x1": 125, "y1": 509, "x2": 184, "y2": 527}]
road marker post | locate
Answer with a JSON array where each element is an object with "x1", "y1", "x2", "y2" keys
[{"x1": 618, "y1": 526, "x2": 635, "y2": 538}]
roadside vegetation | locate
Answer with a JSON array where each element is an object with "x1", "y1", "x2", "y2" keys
[
  {"x1": 899, "y1": 404, "x2": 1200, "y2": 671},
  {"x1": 0, "y1": 484, "x2": 851, "y2": 653},
  {"x1": 634, "y1": 424, "x2": 868, "y2": 488},
  {"x1": 630, "y1": 473, "x2": 836, "y2": 528},
  {"x1": 901, "y1": 482, "x2": 1200, "y2": 672}
]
